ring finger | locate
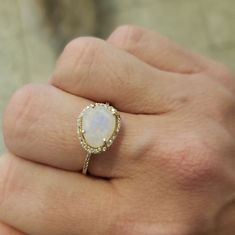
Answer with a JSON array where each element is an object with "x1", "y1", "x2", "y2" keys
[{"x1": 3, "y1": 84, "x2": 150, "y2": 178}]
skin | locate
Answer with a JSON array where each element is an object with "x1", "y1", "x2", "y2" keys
[{"x1": 1, "y1": 25, "x2": 235, "y2": 235}]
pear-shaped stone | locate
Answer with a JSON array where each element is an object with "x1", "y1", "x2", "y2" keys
[{"x1": 82, "y1": 104, "x2": 116, "y2": 148}]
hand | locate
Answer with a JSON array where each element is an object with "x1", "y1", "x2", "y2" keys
[{"x1": 1, "y1": 25, "x2": 235, "y2": 235}]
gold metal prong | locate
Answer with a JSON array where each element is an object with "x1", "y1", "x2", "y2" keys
[{"x1": 81, "y1": 130, "x2": 85, "y2": 134}]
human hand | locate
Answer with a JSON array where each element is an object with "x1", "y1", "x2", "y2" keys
[{"x1": 1, "y1": 25, "x2": 235, "y2": 235}]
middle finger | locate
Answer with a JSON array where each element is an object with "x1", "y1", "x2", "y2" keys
[{"x1": 51, "y1": 37, "x2": 189, "y2": 114}]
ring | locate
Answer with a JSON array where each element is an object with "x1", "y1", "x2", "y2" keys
[{"x1": 77, "y1": 103, "x2": 121, "y2": 175}]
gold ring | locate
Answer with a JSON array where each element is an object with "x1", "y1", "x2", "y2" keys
[{"x1": 77, "y1": 103, "x2": 121, "y2": 175}]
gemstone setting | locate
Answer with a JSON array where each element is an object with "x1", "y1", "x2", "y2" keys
[{"x1": 77, "y1": 103, "x2": 121, "y2": 154}]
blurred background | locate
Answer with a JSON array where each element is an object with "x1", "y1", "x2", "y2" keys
[{"x1": 0, "y1": 0, "x2": 234, "y2": 153}]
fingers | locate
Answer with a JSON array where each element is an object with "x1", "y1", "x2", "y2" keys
[
  {"x1": 51, "y1": 36, "x2": 189, "y2": 114},
  {"x1": 0, "y1": 222, "x2": 25, "y2": 235},
  {"x1": 107, "y1": 25, "x2": 207, "y2": 74},
  {"x1": 0, "y1": 153, "x2": 118, "y2": 235},
  {"x1": 3, "y1": 84, "x2": 148, "y2": 177},
  {"x1": 107, "y1": 25, "x2": 235, "y2": 94}
]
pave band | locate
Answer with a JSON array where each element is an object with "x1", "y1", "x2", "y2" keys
[{"x1": 82, "y1": 152, "x2": 92, "y2": 175}]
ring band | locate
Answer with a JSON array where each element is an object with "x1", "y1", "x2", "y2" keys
[
  {"x1": 77, "y1": 103, "x2": 121, "y2": 175},
  {"x1": 82, "y1": 153, "x2": 92, "y2": 175}
]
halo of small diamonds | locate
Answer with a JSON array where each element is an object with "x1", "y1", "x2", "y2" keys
[{"x1": 77, "y1": 103, "x2": 121, "y2": 154}]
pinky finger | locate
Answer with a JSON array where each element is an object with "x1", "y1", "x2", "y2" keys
[{"x1": 0, "y1": 222, "x2": 25, "y2": 235}]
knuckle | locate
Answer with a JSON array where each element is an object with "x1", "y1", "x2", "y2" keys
[
  {"x1": 64, "y1": 37, "x2": 104, "y2": 62},
  {"x1": 53, "y1": 37, "x2": 105, "y2": 86},
  {"x1": 63, "y1": 38, "x2": 80, "y2": 52},
  {"x1": 161, "y1": 130, "x2": 222, "y2": 189},
  {"x1": 3, "y1": 84, "x2": 44, "y2": 152},
  {"x1": 110, "y1": 24, "x2": 145, "y2": 48},
  {"x1": 113, "y1": 24, "x2": 142, "y2": 35}
]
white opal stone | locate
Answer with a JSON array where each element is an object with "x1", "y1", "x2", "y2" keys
[{"x1": 82, "y1": 105, "x2": 116, "y2": 148}]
